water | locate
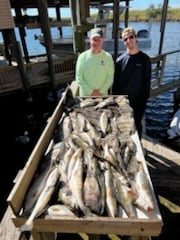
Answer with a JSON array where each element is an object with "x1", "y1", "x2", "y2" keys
[{"x1": 143, "y1": 21, "x2": 180, "y2": 141}]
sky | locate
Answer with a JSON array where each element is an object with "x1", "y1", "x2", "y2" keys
[{"x1": 130, "y1": 0, "x2": 180, "y2": 9}]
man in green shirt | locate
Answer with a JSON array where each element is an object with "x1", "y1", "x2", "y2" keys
[{"x1": 75, "y1": 28, "x2": 114, "y2": 97}]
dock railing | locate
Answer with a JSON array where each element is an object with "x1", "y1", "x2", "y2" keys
[
  {"x1": 0, "y1": 49, "x2": 180, "y2": 96},
  {"x1": 0, "y1": 54, "x2": 75, "y2": 95},
  {"x1": 150, "y1": 49, "x2": 180, "y2": 97}
]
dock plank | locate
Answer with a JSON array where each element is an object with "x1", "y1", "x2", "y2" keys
[
  {"x1": 142, "y1": 137, "x2": 180, "y2": 240},
  {"x1": 0, "y1": 206, "x2": 24, "y2": 240}
]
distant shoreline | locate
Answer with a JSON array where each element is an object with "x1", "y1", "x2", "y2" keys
[
  {"x1": 121, "y1": 8, "x2": 180, "y2": 22},
  {"x1": 47, "y1": 7, "x2": 180, "y2": 22},
  {"x1": 127, "y1": 19, "x2": 180, "y2": 22}
]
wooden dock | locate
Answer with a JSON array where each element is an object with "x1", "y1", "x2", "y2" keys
[{"x1": 142, "y1": 137, "x2": 180, "y2": 240}]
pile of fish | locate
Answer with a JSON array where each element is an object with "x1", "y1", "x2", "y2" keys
[{"x1": 20, "y1": 92, "x2": 154, "y2": 232}]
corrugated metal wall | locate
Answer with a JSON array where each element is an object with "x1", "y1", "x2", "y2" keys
[{"x1": 0, "y1": 0, "x2": 15, "y2": 29}]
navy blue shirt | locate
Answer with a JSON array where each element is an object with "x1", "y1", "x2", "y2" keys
[{"x1": 112, "y1": 50, "x2": 151, "y2": 106}]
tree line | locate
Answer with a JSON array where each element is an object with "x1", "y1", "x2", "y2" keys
[{"x1": 120, "y1": 5, "x2": 180, "y2": 22}]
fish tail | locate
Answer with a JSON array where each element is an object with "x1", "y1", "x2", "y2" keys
[{"x1": 19, "y1": 220, "x2": 33, "y2": 232}]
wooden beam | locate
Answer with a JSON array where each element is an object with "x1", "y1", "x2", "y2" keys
[
  {"x1": 37, "y1": 0, "x2": 57, "y2": 100},
  {"x1": 69, "y1": 0, "x2": 86, "y2": 54},
  {"x1": 14, "y1": 7, "x2": 30, "y2": 63},
  {"x1": 113, "y1": 0, "x2": 119, "y2": 61},
  {"x1": 150, "y1": 78, "x2": 180, "y2": 97}
]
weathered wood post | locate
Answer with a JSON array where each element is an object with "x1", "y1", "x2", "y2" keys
[
  {"x1": 69, "y1": 0, "x2": 86, "y2": 56},
  {"x1": 37, "y1": 0, "x2": 57, "y2": 101},
  {"x1": 124, "y1": 0, "x2": 130, "y2": 28},
  {"x1": 113, "y1": 0, "x2": 120, "y2": 61},
  {"x1": 10, "y1": 29, "x2": 32, "y2": 101},
  {"x1": 159, "y1": 0, "x2": 169, "y2": 55},
  {"x1": 0, "y1": 0, "x2": 32, "y2": 100},
  {"x1": 14, "y1": 7, "x2": 30, "y2": 63}
]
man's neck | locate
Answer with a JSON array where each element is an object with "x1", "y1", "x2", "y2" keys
[
  {"x1": 90, "y1": 48, "x2": 102, "y2": 54},
  {"x1": 127, "y1": 47, "x2": 139, "y2": 55}
]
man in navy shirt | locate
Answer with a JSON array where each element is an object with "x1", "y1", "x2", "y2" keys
[{"x1": 112, "y1": 27, "x2": 151, "y2": 138}]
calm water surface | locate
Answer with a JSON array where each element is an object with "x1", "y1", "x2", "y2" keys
[{"x1": 142, "y1": 22, "x2": 180, "y2": 141}]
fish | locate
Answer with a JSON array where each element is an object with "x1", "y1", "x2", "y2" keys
[
  {"x1": 62, "y1": 115, "x2": 72, "y2": 139},
  {"x1": 121, "y1": 144, "x2": 134, "y2": 170},
  {"x1": 68, "y1": 148, "x2": 93, "y2": 216},
  {"x1": 103, "y1": 143, "x2": 119, "y2": 169},
  {"x1": 104, "y1": 163, "x2": 118, "y2": 217},
  {"x1": 70, "y1": 111, "x2": 86, "y2": 132},
  {"x1": 76, "y1": 112, "x2": 87, "y2": 131},
  {"x1": 47, "y1": 204, "x2": 75, "y2": 217},
  {"x1": 66, "y1": 137, "x2": 78, "y2": 151},
  {"x1": 123, "y1": 139, "x2": 137, "y2": 166},
  {"x1": 80, "y1": 98, "x2": 97, "y2": 108},
  {"x1": 115, "y1": 95, "x2": 128, "y2": 105},
  {"x1": 114, "y1": 95, "x2": 127, "y2": 106},
  {"x1": 99, "y1": 133, "x2": 120, "y2": 153},
  {"x1": 100, "y1": 111, "x2": 109, "y2": 135},
  {"x1": 112, "y1": 168, "x2": 137, "y2": 218},
  {"x1": 131, "y1": 162, "x2": 154, "y2": 212},
  {"x1": 63, "y1": 146, "x2": 75, "y2": 173},
  {"x1": 22, "y1": 154, "x2": 54, "y2": 215},
  {"x1": 83, "y1": 157, "x2": 101, "y2": 214},
  {"x1": 80, "y1": 97, "x2": 103, "y2": 108},
  {"x1": 70, "y1": 133, "x2": 89, "y2": 150},
  {"x1": 96, "y1": 161, "x2": 106, "y2": 215},
  {"x1": 67, "y1": 147, "x2": 83, "y2": 181},
  {"x1": 94, "y1": 96, "x2": 115, "y2": 109},
  {"x1": 86, "y1": 120, "x2": 101, "y2": 142},
  {"x1": 78, "y1": 131, "x2": 95, "y2": 148},
  {"x1": 55, "y1": 113, "x2": 67, "y2": 142},
  {"x1": 58, "y1": 163, "x2": 77, "y2": 211},
  {"x1": 117, "y1": 115, "x2": 135, "y2": 134},
  {"x1": 50, "y1": 141, "x2": 66, "y2": 164},
  {"x1": 74, "y1": 107, "x2": 102, "y2": 129},
  {"x1": 126, "y1": 155, "x2": 140, "y2": 180},
  {"x1": 110, "y1": 117, "x2": 120, "y2": 134},
  {"x1": 83, "y1": 147, "x2": 94, "y2": 166},
  {"x1": 115, "y1": 96, "x2": 133, "y2": 114},
  {"x1": 20, "y1": 167, "x2": 60, "y2": 232}
]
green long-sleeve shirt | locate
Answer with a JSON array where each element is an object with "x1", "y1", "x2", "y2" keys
[{"x1": 75, "y1": 49, "x2": 114, "y2": 96}]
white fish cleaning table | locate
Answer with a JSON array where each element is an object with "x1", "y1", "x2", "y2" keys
[{"x1": 6, "y1": 87, "x2": 163, "y2": 240}]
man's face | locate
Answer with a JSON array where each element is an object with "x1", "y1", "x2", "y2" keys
[
  {"x1": 122, "y1": 33, "x2": 137, "y2": 49},
  {"x1": 90, "y1": 36, "x2": 104, "y2": 53}
]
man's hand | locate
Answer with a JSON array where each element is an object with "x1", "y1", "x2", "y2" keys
[{"x1": 91, "y1": 89, "x2": 102, "y2": 96}]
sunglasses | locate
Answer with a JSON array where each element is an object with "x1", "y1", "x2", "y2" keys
[{"x1": 123, "y1": 35, "x2": 135, "y2": 42}]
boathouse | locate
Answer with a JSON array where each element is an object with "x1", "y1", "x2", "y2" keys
[
  {"x1": 0, "y1": 0, "x2": 180, "y2": 99},
  {"x1": 0, "y1": 0, "x2": 76, "y2": 99}
]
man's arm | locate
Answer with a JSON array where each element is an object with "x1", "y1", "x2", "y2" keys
[
  {"x1": 99, "y1": 56, "x2": 114, "y2": 95},
  {"x1": 75, "y1": 56, "x2": 93, "y2": 96}
]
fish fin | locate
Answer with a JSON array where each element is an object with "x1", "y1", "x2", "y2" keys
[
  {"x1": 134, "y1": 197, "x2": 154, "y2": 212},
  {"x1": 19, "y1": 221, "x2": 33, "y2": 232}
]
